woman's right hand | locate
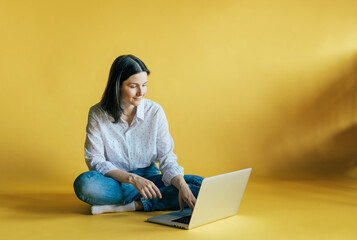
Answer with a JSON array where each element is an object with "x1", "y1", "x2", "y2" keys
[{"x1": 129, "y1": 174, "x2": 162, "y2": 200}]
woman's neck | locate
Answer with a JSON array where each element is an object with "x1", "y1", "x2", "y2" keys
[{"x1": 121, "y1": 103, "x2": 136, "y2": 116}]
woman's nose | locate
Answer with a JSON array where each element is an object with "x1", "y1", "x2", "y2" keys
[{"x1": 137, "y1": 88, "x2": 143, "y2": 96}]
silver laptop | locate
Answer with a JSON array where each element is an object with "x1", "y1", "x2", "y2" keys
[{"x1": 146, "y1": 168, "x2": 251, "y2": 229}]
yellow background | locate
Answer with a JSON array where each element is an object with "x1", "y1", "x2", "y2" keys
[
  {"x1": 0, "y1": 0, "x2": 356, "y2": 239},
  {"x1": 1, "y1": 0, "x2": 356, "y2": 186}
]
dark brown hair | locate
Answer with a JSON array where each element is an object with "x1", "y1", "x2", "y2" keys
[{"x1": 100, "y1": 55, "x2": 150, "y2": 123}]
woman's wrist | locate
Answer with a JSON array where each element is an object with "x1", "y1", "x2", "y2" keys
[
  {"x1": 171, "y1": 174, "x2": 188, "y2": 190},
  {"x1": 105, "y1": 169, "x2": 137, "y2": 184},
  {"x1": 178, "y1": 180, "x2": 188, "y2": 189},
  {"x1": 127, "y1": 173, "x2": 138, "y2": 185}
]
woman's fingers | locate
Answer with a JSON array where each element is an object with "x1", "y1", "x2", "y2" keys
[
  {"x1": 184, "y1": 197, "x2": 194, "y2": 211},
  {"x1": 147, "y1": 187, "x2": 156, "y2": 199},
  {"x1": 179, "y1": 195, "x2": 185, "y2": 212},
  {"x1": 192, "y1": 196, "x2": 197, "y2": 206},
  {"x1": 139, "y1": 189, "x2": 148, "y2": 200},
  {"x1": 191, "y1": 195, "x2": 197, "y2": 209},
  {"x1": 189, "y1": 199, "x2": 195, "y2": 211},
  {"x1": 144, "y1": 187, "x2": 153, "y2": 199},
  {"x1": 132, "y1": 176, "x2": 162, "y2": 200},
  {"x1": 179, "y1": 189, "x2": 197, "y2": 211},
  {"x1": 145, "y1": 181, "x2": 161, "y2": 199},
  {"x1": 152, "y1": 185, "x2": 162, "y2": 199},
  {"x1": 144, "y1": 182, "x2": 160, "y2": 199}
]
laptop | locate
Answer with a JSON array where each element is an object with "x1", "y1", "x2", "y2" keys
[{"x1": 146, "y1": 168, "x2": 251, "y2": 229}]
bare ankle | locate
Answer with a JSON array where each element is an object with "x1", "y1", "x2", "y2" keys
[{"x1": 135, "y1": 200, "x2": 144, "y2": 211}]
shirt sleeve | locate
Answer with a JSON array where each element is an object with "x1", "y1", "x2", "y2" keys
[
  {"x1": 84, "y1": 108, "x2": 117, "y2": 175},
  {"x1": 155, "y1": 106, "x2": 184, "y2": 186}
]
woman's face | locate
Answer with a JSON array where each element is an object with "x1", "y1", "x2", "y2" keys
[{"x1": 120, "y1": 71, "x2": 148, "y2": 107}]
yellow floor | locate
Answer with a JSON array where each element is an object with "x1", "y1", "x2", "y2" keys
[{"x1": 1, "y1": 178, "x2": 356, "y2": 240}]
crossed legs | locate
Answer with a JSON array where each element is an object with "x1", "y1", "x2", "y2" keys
[{"x1": 73, "y1": 171, "x2": 203, "y2": 213}]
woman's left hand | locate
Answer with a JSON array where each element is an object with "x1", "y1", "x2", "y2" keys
[
  {"x1": 178, "y1": 184, "x2": 197, "y2": 212},
  {"x1": 171, "y1": 174, "x2": 197, "y2": 212}
]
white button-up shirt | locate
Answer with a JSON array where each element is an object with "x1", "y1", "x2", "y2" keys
[{"x1": 84, "y1": 98, "x2": 184, "y2": 186}]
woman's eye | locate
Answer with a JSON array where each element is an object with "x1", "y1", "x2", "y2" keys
[{"x1": 130, "y1": 86, "x2": 136, "y2": 88}]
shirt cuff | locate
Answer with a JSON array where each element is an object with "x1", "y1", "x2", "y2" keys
[{"x1": 162, "y1": 165, "x2": 184, "y2": 186}]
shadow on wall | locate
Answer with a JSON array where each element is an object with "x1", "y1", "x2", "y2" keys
[
  {"x1": 291, "y1": 124, "x2": 357, "y2": 177},
  {"x1": 265, "y1": 55, "x2": 357, "y2": 178}
]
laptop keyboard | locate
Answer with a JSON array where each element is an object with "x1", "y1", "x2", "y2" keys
[{"x1": 172, "y1": 215, "x2": 192, "y2": 224}]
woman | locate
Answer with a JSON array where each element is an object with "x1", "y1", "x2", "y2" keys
[{"x1": 73, "y1": 55, "x2": 203, "y2": 215}]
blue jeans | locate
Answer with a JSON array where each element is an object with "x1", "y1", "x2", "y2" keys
[{"x1": 73, "y1": 163, "x2": 203, "y2": 212}]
